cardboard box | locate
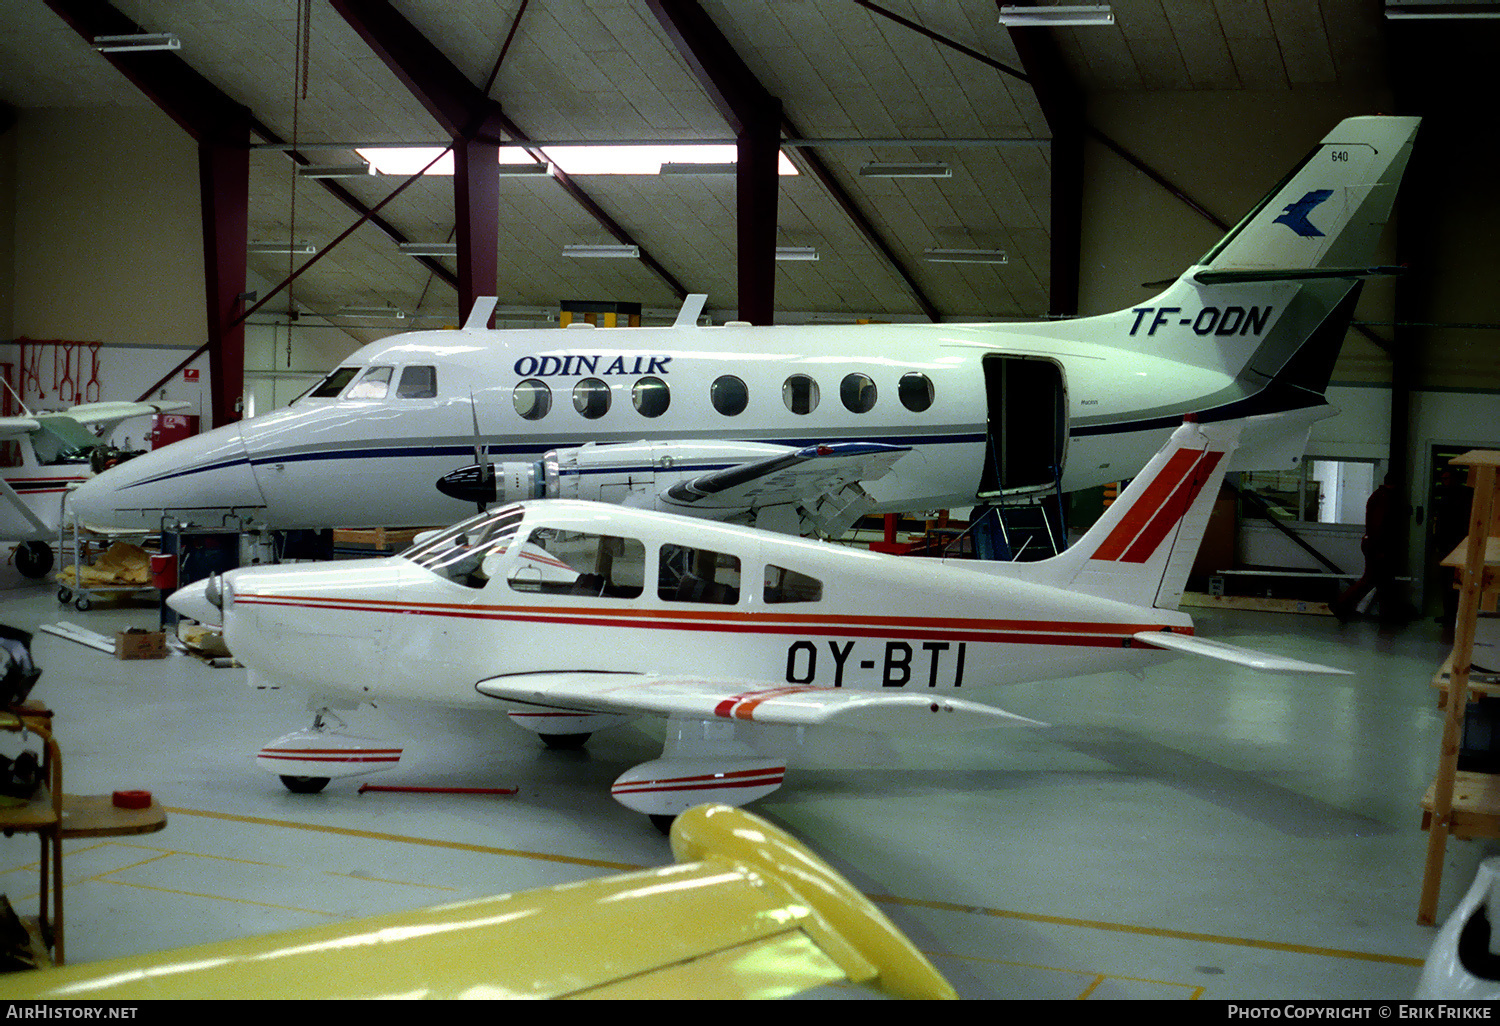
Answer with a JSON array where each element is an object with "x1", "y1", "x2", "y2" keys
[{"x1": 115, "y1": 630, "x2": 166, "y2": 660}]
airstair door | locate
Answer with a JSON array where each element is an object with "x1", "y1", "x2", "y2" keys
[{"x1": 977, "y1": 356, "x2": 1066, "y2": 498}]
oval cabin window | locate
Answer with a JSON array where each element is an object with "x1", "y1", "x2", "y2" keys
[
  {"x1": 711, "y1": 375, "x2": 749, "y2": 416},
  {"x1": 840, "y1": 373, "x2": 877, "y2": 413},
  {"x1": 513, "y1": 379, "x2": 552, "y2": 420},
  {"x1": 782, "y1": 374, "x2": 820, "y2": 415},
  {"x1": 899, "y1": 372, "x2": 935, "y2": 413},
  {"x1": 633, "y1": 376, "x2": 670, "y2": 418},
  {"x1": 573, "y1": 378, "x2": 611, "y2": 419}
]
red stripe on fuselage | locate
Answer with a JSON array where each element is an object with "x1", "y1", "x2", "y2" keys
[{"x1": 233, "y1": 594, "x2": 1191, "y2": 645}]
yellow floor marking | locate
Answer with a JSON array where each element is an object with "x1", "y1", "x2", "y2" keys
[
  {"x1": 13, "y1": 804, "x2": 1423, "y2": 970},
  {"x1": 871, "y1": 893, "x2": 1424, "y2": 968},
  {"x1": 929, "y1": 949, "x2": 1205, "y2": 999},
  {"x1": 162, "y1": 805, "x2": 645, "y2": 872}
]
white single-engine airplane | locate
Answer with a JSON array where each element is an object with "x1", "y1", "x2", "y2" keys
[
  {"x1": 0, "y1": 399, "x2": 190, "y2": 577},
  {"x1": 76, "y1": 116, "x2": 1417, "y2": 540},
  {"x1": 170, "y1": 416, "x2": 1348, "y2": 828}
]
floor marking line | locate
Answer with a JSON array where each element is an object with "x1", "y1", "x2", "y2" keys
[
  {"x1": 104, "y1": 878, "x2": 346, "y2": 918},
  {"x1": 151, "y1": 806, "x2": 1421, "y2": 969},
  {"x1": 869, "y1": 894, "x2": 1424, "y2": 968},
  {"x1": 161, "y1": 806, "x2": 646, "y2": 872}
]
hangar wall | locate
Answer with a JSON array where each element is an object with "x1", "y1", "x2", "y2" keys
[
  {"x1": 8, "y1": 106, "x2": 204, "y2": 349},
  {"x1": 0, "y1": 105, "x2": 361, "y2": 414}
]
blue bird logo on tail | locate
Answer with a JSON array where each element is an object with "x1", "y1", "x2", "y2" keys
[{"x1": 1273, "y1": 189, "x2": 1334, "y2": 237}]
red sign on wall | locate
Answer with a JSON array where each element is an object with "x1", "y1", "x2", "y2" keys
[{"x1": 184, "y1": 368, "x2": 199, "y2": 381}]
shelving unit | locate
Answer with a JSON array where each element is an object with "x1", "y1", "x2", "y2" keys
[
  {"x1": 1, "y1": 704, "x2": 62, "y2": 967},
  {"x1": 1419, "y1": 450, "x2": 1500, "y2": 925},
  {"x1": 0, "y1": 702, "x2": 167, "y2": 969}
]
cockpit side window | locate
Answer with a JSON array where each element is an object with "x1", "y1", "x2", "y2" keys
[
  {"x1": 308, "y1": 366, "x2": 361, "y2": 399},
  {"x1": 508, "y1": 528, "x2": 644, "y2": 599},
  {"x1": 346, "y1": 366, "x2": 394, "y2": 400},
  {"x1": 763, "y1": 565, "x2": 823, "y2": 604},
  {"x1": 397, "y1": 365, "x2": 438, "y2": 399},
  {"x1": 659, "y1": 544, "x2": 741, "y2": 604},
  {"x1": 403, "y1": 504, "x2": 525, "y2": 588}
]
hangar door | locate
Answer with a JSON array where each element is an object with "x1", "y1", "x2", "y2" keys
[{"x1": 977, "y1": 355, "x2": 1067, "y2": 497}]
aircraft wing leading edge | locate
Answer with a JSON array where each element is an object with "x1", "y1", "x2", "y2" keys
[{"x1": 476, "y1": 671, "x2": 1045, "y2": 733}]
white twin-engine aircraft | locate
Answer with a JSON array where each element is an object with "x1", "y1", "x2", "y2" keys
[
  {"x1": 73, "y1": 115, "x2": 1418, "y2": 540},
  {"x1": 170, "y1": 418, "x2": 1348, "y2": 828}
]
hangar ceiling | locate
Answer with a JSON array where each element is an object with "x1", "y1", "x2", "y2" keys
[{"x1": 0, "y1": 1, "x2": 1413, "y2": 341}]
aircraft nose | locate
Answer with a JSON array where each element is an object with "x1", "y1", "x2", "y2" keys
[{"x1": 69, "y1": 423, "x2": 268, "y2": 531}]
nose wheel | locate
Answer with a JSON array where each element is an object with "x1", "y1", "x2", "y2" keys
[{"x1": 280, "y1": 775, "x2": 331, "y2": 794}]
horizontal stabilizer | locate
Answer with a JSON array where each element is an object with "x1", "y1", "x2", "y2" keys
[
  {"x1": 1131, "y1": 630, "x2": 1351, "y2": 675},
  {"x1": 477, "y1": 671, "x2": 1046, "y2": 734},
  {"x1": 1193, "y1": 265, "x2": 1404, "y2": 285}
]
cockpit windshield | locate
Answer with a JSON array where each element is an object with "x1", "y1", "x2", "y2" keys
[
  {"x1": 300, "y1": 366, "x2": 362, "y2": 401},
  {"x1": 402, "y1": 504, "x2": 526, "y2": 585},
  {"x1": 34, "y1": 417, "x2": 102, "y2": 465}
]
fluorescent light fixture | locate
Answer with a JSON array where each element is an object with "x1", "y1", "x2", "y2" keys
[
  {"x1": 925, "y1": 248, "x2": 1008, "y2": 264},
  {"x1": 776, "y1": 247, "x2": 819, "y2": 261},
  {"x1": 997, "y1": 5, "x2": 1114, "y2": 26},
  {"x1": 397, "y1": 242, "x2": 458, "y2": 257},
  {"x1": 659, "y1": 162, "x2": 738, "y2": 175},
  {"x1": 92, "y1": 32, "x2": 181, "y2": 52},
  {"x1": 563, "y1": 244, "x2": 640, "y2": 259},
  {"x1": 337, "y1": 306, "x2": 407, "y2": 319},
  {"x1": 358, "y1": 144, "x2": 797, "y2": 177},
  {"x1": 497, "y1": 162, "x2": 552, "y2": 177},
  {"x1": 248, "y1": 240, "x2": 316, "y2": 255},
  {"x1": 297, "y1": 163, "x2": 373, "y2": 179},
  {"x1": 860, "y1": 162, "x2": 953, "y2": 178},
  {"x1": 1385, "y1": 1, "x2": 1500, "y2": 17}
]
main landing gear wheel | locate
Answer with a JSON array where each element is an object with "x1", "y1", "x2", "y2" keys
[
  {"x1": 16, "y1": 542, "x2": 52, "y2": 579},
  {"x1": 279, "y1": 775, "x2": 330, "y2": 794},
  {"x1": 540, "y1": 732, "x2": 592, "y2": 750}
]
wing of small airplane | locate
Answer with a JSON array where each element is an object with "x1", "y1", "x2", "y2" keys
[
  {"x1": 0, "y1": 416, "x2": 42, "y2": 440},
  {"x1": 51, "y1": 400, "x2": 192, "y2": 432},
  {"x1": 476, "y1": 670, "x2": 1046, "y2": 732},
  {"x1": 4, "y1": 804, "x2": 956, "y2": 1000},
  {"x1": 1131, "y1": 629, "x2": 1352, "y2": 675}
]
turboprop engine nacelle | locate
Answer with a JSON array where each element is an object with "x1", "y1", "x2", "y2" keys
[{"x1": 436, "y1": 441, "x2": 800, "y2": 510}]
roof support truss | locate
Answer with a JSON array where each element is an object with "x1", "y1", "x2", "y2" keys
[{"x1": 331, "y1": 0, "x2": 687, "y2": 312}]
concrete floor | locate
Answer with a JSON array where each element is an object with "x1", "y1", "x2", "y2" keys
[{"x1": 0, "y1": 560, "x2": 1481, "y2": 1000}]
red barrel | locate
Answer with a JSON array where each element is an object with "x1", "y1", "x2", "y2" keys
[{"x1": 149, "y1": 553, "x2": 177, "y2": 590}]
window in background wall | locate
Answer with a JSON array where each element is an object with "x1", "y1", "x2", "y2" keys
[{"x1": 1240, "y1": 459, "x2": 1381, "y2": 524}]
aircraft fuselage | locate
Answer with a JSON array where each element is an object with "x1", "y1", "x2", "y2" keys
[{"x1": 218, "y1": 500, "x2": 1190, "y2": 709}]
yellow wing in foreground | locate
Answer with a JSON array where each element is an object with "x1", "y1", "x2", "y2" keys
[{"x1": 3, "y1": 805, "x2": 956, "y2": 1000}]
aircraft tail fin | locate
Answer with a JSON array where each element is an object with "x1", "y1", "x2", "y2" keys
[
  {"x1": 1020, "y1": 418, "x2": 1240, "y2": 611},
  {"x1": 1194, "y1": 116, "x2": 1419, "y2": 278},
  {"x1": 1076, "y1": 116, "x2": 1419, "y2": 467}
]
